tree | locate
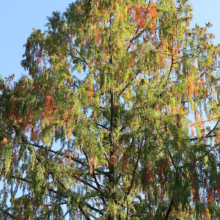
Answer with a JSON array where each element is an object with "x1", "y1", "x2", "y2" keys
[{"x1": 1, "y1": 0, "x2": 220, "y2": 219}]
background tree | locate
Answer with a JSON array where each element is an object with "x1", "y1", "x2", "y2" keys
[{"x1": 1, "y1": 0, "x2": 220, "y2": 219}]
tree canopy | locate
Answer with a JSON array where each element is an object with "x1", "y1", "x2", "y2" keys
[{"x1": 1, "y1": 0, "x2": 220, "y2": 219}]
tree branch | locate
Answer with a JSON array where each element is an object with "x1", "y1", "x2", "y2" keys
[
  {"x1": 79, "y1": 204, "x2": 90, "y2": 220},
  {"x1": 118, "y1": 69, "x2": 141, "y2": 97},
  {"x1": 127, "y1": 145, "x2": 141, "y2": 196},
  {"x1": 165, "y1": 197, "x2": 173, "y2": 220},
  {"x1": 97, "y1": 123, "x2": 110, "y2": 131},
  {"x1": 0, "y1": 207, "x2": 18, "y2": 220},
  {"x1": 82, "y1": 146, "x2": 107, "y2": 205}
]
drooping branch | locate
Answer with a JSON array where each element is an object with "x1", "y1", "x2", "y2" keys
[{"x1": 26, "y1": 140, "x2": 109, "y2": 176}]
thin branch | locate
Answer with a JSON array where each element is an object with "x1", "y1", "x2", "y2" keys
[
  {"x1": 126, "y1": 196, "x2": 129, "y2": 220},
  {"x1": 97, "y1": 123, "x2": 110, "y2": 131},
  {"x1": 110, "y1": 89, "x2": 114, "y2": 133},
  {"x1": 189, "y1": 119, "x2": 219, "y2": 142},
  {"x1": 73, "y1": 46, "x2": 90, "y2": 68},
  {"x1": 0, "y1": 207, "x2": 18, "y2": 220},
  {"x1": 30, "y1": 141, "x2": 86, "y2": 166},
  {"x1": 165, "y1": 54, "x2": 174, "y2": 86},
  {"x1": 44, "y1": 202, "x2": 67, "y2": 207},
  {"x1": 104, "y1": 152, "x2": 113, "y2": 166},
  {"x1": 91, "y1": 169, "x2": 107, "y2": 205},
  {"x1": 165, "y1": 197, "x2": 173, "y2": 220},
  {"x1": 81, "y1": 147, "x2": 106, "y2": 205},
  {"x1": 189, "y1": 134, "x2": 216, "y2": 141},
  {"x1": 130, "y1": 214, "x2": 147, "y2": 217},
  {"x1": 79, "y1": 205, "x2": 90, "y2": 220},
  {"x1": 11, "y1": 174, "x2": 97, "y2": 218},
  {"x1": 201, "y1": 118, "x2": 219, "y2": 139},
  {"x1": 35, "y1": 144, "x2": 102, "y2": 192},
  {"x1": 127, "y1": 145, "x2": 141, "y2": 196},
  {"x1": 118, "y1": 69, "x2": 141, "y2": 97},
  {"x1": 28, "y1": 140, "x2": 109, "y2": 175},
  {"x1": 85, "y1": 202, "x2": 103, "y2": 215},
  {"x1": 53, "y1": 171, "x2": 93, "y2": 219},
  {"x1": 155, "y1": 127, "x2": 178, "y2": 172},
  {"x1": 11, "y1": 175, "x2": 29, "y2": 183}
]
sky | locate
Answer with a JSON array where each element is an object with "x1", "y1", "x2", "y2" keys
[
  {"x1": 0, "y1": 0, "x2": 220, "y2": 82},
  {"x1": 0, "y1": 0, "x2": 74, "y2": 81}
]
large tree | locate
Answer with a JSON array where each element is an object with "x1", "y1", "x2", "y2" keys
[{"x1": 1, "y1": 0, "x2": 220, "y2": 219}]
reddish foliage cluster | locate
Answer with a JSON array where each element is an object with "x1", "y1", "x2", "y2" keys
[
  {"x1": 45, "y1": 95, "x2": 54, "y2": 111},
  {"x1": 77, "y1": 5, "x2": 82, "y2": 13},
  {"x1": 188, "y1": 78, "x2": 205, "y2": 97},
  {"x1": 144, "y1": 163, "x2": 154, "y2": 189},
  {"x1": 109, "y1": 154, "x2": 116, "y2": 167},
  {"x1": 128, "y1": 59, "x2": 134, "y2": 67},
  {"x1": 13, "y1": 147, "x2": 19, "y2": 164},
  {"x1": 2, "y1": 137, "x2": 8, "y2": 146},
  {"x1": 207, "y1": 188, "x2": 213, "y2": 204},
  {"x1": 30, "y1": 126, "x2": 40, "y2": 141},
  {"x1": 41, "y1": 95, "x2": 55, "y2": 119},
  {"x1": 216, "y1": 183, "x2": 220, "y2": 199},
  {"x1": 99, "y1": 8, "x2": 104, "y2": 14},
  {"x1": 61, "y1": 152, "x2": 68, "y2": 164},
  {"x1": 157, "y1": 159, "x2": 168, "y2": 179},
  {"x1": 216, "y1": 129, "x2": 220, "y2": 157},
  {"x1": 190, "y1": 175, "x2": 200, "y2": 202},
  {"x1": 96, "y1": 29, "x2": 101, "y2": 46},
  {"x1": 38, "y1": 50, "x2": 42, "y2": 58},
  {"x1": 203, "y1": 204, "x2": 208, "y2": 218},
  {"x1": 193, "y1": 184, "x2": 200, "y2": 202},
  {"x1": 129, "y1": 2, "x2": 158, "y2": 30},
  {"x1": 147, "y1": 3, "x2": 158, "y2": 23},
  {"x1": 217, "y1": 130, "x2": 220, "y2": 144},
  {"x1": 86, "y1": 83, "x2": 94, "y2": 102},
  {"x1": 188, "y1": 78, "x2": 194, "y2": 95}
]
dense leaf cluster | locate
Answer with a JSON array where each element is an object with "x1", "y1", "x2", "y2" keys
[{"x1": 1, "y1": 0, "x2": 220, "y2": 219}]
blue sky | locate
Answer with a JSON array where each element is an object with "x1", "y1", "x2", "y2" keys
[{"x1": 0, "y1": 0, "x2": 220, "y2": 81}]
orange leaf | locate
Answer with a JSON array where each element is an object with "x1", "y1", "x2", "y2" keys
[
  {"x1": 69, "y1": 152, "x2": 72, "y2": 165},
  {"x1": 77, "y1": 5, "x2": 82, "y2": 13},
  {"x1": 3, "y1": 137, "x2": 7, "y2": 145},
  {"x1": 96, "y1": 29, "x2": 101, "y2": 46},
  {"x1": 168, "y1": 45, "x2": 173, "y2": 53},
  {"x1": 207, "y1": 189, "x2": 213, "y2": 204},
  {"x1": 109, "y1": 155, "x2": 116, "y2": 167}
]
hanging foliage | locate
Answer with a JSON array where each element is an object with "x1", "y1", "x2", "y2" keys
[{"x1": 1, "y1": 0, "x2": 220, "y2": 219}]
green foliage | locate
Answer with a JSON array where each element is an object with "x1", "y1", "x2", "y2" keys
[{"x1": 1, "y1": 0, "x2": 220, "y2": 219}]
